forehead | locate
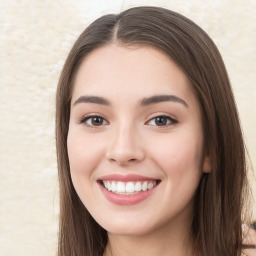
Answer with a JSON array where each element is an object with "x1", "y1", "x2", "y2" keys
[{"x1": 71, "y1": 43, "x2": 196, "y2": 107}]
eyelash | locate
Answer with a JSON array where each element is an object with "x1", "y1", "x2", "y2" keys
[
  {"x1": 78, "y1": 114, "x2": 178, "y2": 128},
  {"x1": 79, "y1": 115, "x2": 109, "y2": 128},
  {"x1": 146, "y1": 115, "x2": 178, "y2": 127}
]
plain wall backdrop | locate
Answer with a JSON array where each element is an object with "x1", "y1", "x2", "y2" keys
[{"x1": 0, "y1": 0, "x2": 255, "y2": 255}]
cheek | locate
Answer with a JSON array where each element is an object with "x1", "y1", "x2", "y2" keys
[
  {"x1": 67, "y1": 131, "x2": 107, "y2": 208},
  {"x1": 67, "y1": 131, "x2": 105, "y2": 180},
  {"x1": 149, "y1": 132, "x2": 203, "y2": 184}
]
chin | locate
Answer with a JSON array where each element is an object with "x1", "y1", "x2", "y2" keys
[
  {"x1": 98, "y1": 216, "x2": 158, "y2": 236},
  {"x1": 106, "y1": 226, "x2": 151, "y2": 236}
]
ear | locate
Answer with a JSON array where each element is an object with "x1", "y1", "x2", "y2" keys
[{"x1": 202, "y1": 155, "x2": 212, "y2": 173}]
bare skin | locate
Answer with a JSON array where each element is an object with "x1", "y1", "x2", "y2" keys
[{"x1": 68, "y1": 43, "x2": 211, "y2": 256}]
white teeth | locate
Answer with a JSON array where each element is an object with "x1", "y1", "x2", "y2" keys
[
  {"x1": 125, "y1": 182, "x2": 135, "y2": 193},
  {"x1": 107, "y1": 181, "x2": 112, "y2": 191},
  {"x1": 116, "y1": 181, "x2": 125, "y2": 193},
  {"x1": 111, "y1": 181, "x2": 116, "y2": 192},
  {"x1": 142, "y1": 181, "x2": 148, "y2": 191},
  {"x1": 147, "y1": 182, "x2": 153, "y2": 189},
  {"x1": 134, "y1": 181, "x2": 142, "y2": 192},
  {"x1": 102, "y1": 180, "x2": 158, "y2": 193}
]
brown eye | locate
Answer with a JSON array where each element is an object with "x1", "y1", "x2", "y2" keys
[
  {"x1": 147, "y1": 115, "x2": 177, "y2": 127},
  {"x1": 80, "y1": 116, "x2": 108, "y2": 127},
  {"x1": 155, "y1": 116, "x2": 169, "y2": 126},
  {"x1": 90, "y1": 117, "x2": 104, "y2": 126}
]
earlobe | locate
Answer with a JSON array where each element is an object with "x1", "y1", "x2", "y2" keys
[{"x1": 202, "y1": 156, "x2": 212, "y2": 173}]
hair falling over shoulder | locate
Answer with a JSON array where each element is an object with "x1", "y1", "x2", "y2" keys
[{"x1": 55, "y1": 6, "x2": 255, "y2": 256}]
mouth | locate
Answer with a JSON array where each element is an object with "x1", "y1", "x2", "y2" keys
[
  {"x1": 97, "y1": 174, "x2": 161, "y2": 205},
  {"x1": 99, "y1": 180, "x2": 160, "y2": 195}
]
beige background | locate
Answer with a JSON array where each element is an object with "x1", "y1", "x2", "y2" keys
[{"x1": 0, "y1": 0, "x2": 255, "y2": 255}]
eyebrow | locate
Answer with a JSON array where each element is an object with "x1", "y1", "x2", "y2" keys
[
  {"x1": 141, "y1": 95, "x2": 188, "y2": 107},
  {"x1": 73, "y1": 94, "x2": 188, "y2": 108},
  {"x1": 73, "y1": 95, "x2": 110, "y2": 106}
]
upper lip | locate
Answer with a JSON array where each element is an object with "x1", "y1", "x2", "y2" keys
[{"x1": 98, "y1": 174, "x2": 159, "y2": 182}]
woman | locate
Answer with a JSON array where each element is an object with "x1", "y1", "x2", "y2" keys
[{"x1": 55, "y1": 6, "x2": 255, "y2": 256}]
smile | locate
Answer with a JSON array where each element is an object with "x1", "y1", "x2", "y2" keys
[
  {"x1": 98, "y1": 174, "x2": 161, "y2": 205},
  {"x1": 102, "y1": 180, "x2": 158, "y2": 194}
]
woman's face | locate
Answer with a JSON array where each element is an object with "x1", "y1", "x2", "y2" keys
[{"x1": 67, "y1": 44, "x2": 210, "y2": 236}]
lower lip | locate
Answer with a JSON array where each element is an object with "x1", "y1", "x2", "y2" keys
[{"x1": 99, "y1": 183, "x2": 158, "y2": 205}]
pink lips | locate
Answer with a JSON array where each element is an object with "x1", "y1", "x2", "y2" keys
[
  {"x1": 99, "y1": 174, "x2": 156, "y2": 182},
  {"x1": 98, "y1": 174, "x2": 160, "y2": 205}
]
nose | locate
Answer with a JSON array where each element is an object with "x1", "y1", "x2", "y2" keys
[{"x1": 106, "y1": 124, "x2": 145, "y2": 166}]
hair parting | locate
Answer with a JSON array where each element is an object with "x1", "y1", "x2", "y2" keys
[{"x1": 56, "y1": 6, "x2": 254, "y2": 256}]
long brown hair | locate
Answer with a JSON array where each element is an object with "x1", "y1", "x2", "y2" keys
[{"x1": 56, "y1": 6, "x2": 252, "y2": 256}]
